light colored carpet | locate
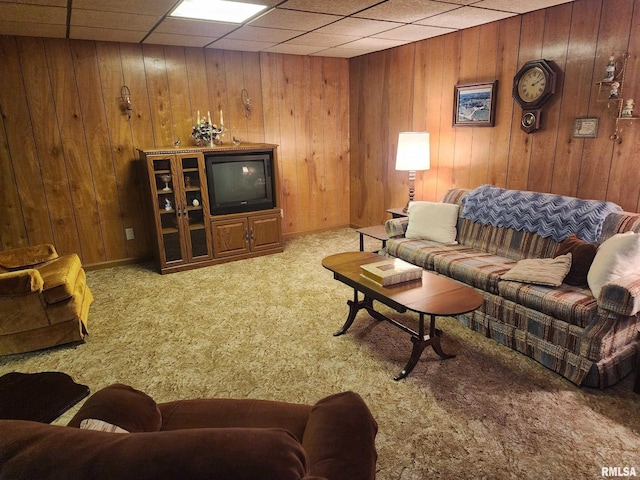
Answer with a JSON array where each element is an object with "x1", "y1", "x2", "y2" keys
[{"x1": 2, "y1": 228, "x2": 639, "y2": 479}]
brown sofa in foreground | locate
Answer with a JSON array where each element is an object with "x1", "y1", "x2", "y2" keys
[
  {"x1": 0, "y1": 384, "x2": 378, "y2": 480},
  {"x1": 0, "y1": 244, "x2": 92, "y2": 355}
]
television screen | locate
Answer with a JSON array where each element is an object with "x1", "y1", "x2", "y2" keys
[
  {"x1": 206, "y1": 153, "x2": 274, "y2": 215},
  {"x1": 211, "y1": 160, "x2": 266, "y2": 202}
]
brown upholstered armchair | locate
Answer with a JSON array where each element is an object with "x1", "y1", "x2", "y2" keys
[
  {"x1": 0, "y1": 384, "x2": 378, "y2": 480},
  {"x1": 0, "y1": 244, "x2": 93, "y2": 355}
]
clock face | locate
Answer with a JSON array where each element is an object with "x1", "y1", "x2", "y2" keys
[
  {"x1": 517, "y1": 67, "x2": 547, "y2": 102},
  {"x1": 512, "y1": 59, "x2": 556, "y2": 110}
]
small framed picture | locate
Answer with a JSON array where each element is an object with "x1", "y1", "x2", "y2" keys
[
  {"x1": 573, "y1": 117, "x2": 599, "y2": 138},
  {"x1": 453, "y1": 81, "x2": 497, "y2": 127}
]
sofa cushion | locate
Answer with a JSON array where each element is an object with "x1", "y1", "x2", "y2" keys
[
  {"x1": 0, "y1": 421, "x2": 309, "y2": 480},
  {"x1": 405, "y1": 201, "x2": 459, "y2": 243},
  {"x1": 432, "y1": 249, "x2": 516, "y2": 294},
  {"x1": 68, "y1": 384, "x2": 162, "y2": 433},
  {"x1": 555, "y1": 234, "x2": 598, "y2": 286},
  {"x1": 158, "y1": 397, "x2": 312, "y2": 441},
  {"x1": 588, "y1": 232, "x2": 640, "y2": 300},
  {"x1": 386, "y1": 238, "x2": 470, "y2": 271},
  {"x1": 37, "y1": 254, "x2": 82, "y2": 304},
  {"x1": 501, "y1": 254, "x2": 572, "y2": 287},
  {"x1": 498, "y1": 281, "x2": 598, "y2": 328}
]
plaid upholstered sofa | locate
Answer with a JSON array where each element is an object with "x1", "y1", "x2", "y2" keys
[{"x1": 385, "y1": 187, "x2": 640, "y2": 388}]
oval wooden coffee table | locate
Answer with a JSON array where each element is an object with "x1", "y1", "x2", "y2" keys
[{"x1": 323, "y1": 251, "x2": 483, "y2": 380}]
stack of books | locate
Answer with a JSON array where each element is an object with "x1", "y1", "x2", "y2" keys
[{"x1": 360, "y1": 258, "x2": 423, "y2": 286}]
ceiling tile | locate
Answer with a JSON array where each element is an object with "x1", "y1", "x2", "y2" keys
[
  {"x1": 472, "y1": 0, "x2": 575, "y2": 14},
  {"x1": 416, "y1": 6, "x2": 516, "y2": 29},
  {"x1": 143, "y1": 32, "x2": 217, "y2": 47},
  {"x1": 316, "y1": 17, "x2": 401, "y2": 37},
  {"x1": 310, "y1": 47, "x2": 364, "y2": 58},
  {"x1": 354, "y1": 0, "x2": 460, "y2": 23},
  {"x1": 0, "y1": 20, "x2": 66, "y2": 37},
  {"x1": 226, "y1": 0, "x2": 282, "y2": 6},
  {"x1": 0, "y1": 3, "x2": 67, "y2": 24},
  {"x1": 263, "y1": 43, "x2": 326, "y2": 55},
  {"x1": 286, "y1": 31, "x2": 359, "y2": 47},
  {"x1": 341, "y1": 37, "x2": 410, "y2": 50},
  {"x1": 155, "y1": 18, "x2": 236, "y2": 37},
  {"x1": 72, "y1": 0, "x2": 176, "y2": 15},
  {"x1": 69, "y1": 26, "x2": 146, "y2": 43},
  {"x1": 0, "y1": 0, "x2": 579, "y2": 57},
  {"x1": 227, "y1": 25, "x2": 301, "y2": 43},
  {"x1": 435, "y1": 0, "x2": 481, "y2": 3},
  {"x1": 71, "y1": 9, "x2": 159, "y2": 31},
  {"x1": 249, "y1": 8, "x2": 341, "y2": 31},
  {"x1": 208, "y1": 38, "x2": 278, "y2": 52},
  {"x1": 372, "y1": 24, "x2": 456, "y2": 42},
  {"x1": 279, "y1": 0, "x2": 381, "y2": 16},
  {"x1": 2, "y1": 0, "x2": 67, "y2": 5}
]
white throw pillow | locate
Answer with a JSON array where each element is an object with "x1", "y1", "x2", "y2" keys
[
  {"x1": 80, "y1": 418, "x2": 129, "y2": 433},
  {"x1": 587, "y1": 231, "x2": 640, "y2": 300},
  {"x1": 405, "y1": 201, "x2": 459, "y2": 244}
]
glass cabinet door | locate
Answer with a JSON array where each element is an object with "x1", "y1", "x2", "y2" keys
[
  {"x1": 151, "y1": 157, "x2": 184, "y2": 264},
  {"x1": 178, "y1": 154, "x2": 212, "y2": 261}
]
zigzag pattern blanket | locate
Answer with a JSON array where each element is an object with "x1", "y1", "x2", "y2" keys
[{"x1": 461, "y1": 184, "x2": 621, "y2": 243}]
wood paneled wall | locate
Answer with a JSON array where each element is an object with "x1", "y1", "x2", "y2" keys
[
  {"x1": 0, "y1": 40, "x2": 350, "y2": 265},
  {"x1": 350, "y1": 0, "x2": 640, "y2": 229}
]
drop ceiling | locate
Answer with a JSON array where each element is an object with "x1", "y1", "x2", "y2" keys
[{"x1": 0, "y1": 0, "x2": 576, "y2": 58}]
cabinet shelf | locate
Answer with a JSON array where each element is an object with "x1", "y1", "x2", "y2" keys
[{"x1": 162, "y1": 227, "x2": 179, "y2": 234}]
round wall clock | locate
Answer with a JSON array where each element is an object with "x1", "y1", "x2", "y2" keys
[{"x1": 512, "y1": 59, "x2": 558, "y2": 133}]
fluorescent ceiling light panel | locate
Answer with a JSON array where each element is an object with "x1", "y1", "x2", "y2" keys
[{"x1": 170, "y1": 0, "x2": 267, "y2": 23}]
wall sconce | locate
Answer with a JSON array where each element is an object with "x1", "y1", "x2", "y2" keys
[
  {"x1": 120, "y1": 85, "x2": 133, "y2": 118},
  {"x1": 241, "y1": 88, "x2": 251, "y2": 118},
  {"x1": 395, "y1": 132, "x2": 431, "y2": 212}
]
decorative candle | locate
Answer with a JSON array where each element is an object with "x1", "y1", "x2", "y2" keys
[
  {"x1": 208, "y1": 111, "x2": 211, "y2": 125},
  {"x1": 220, "y1": 109, "x2": 224, "y2": 127},
  {"x1": 197, "y1": 110, "x2": 200, "y2": 122}
]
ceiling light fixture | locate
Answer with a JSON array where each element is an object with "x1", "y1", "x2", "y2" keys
[{"x1": 170, "y1": 0, "x2": 267, "y2": 24}]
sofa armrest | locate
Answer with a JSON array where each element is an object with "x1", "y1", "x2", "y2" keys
[
  {"x1": 385, "y1": 217, "x2": 409, "y2": 238},
  {"x1": 598, "y1": 274, "x2": 640, "y2": 316},
  {"x1": 0, "y1": 244, "x2": 58, "y2": 270},
  {"x1": 0, "y1": 269, "x2": 44, "y2": 296},
  {"x1": 302, "y1": 391, "x2": 377, "y2": 480}
]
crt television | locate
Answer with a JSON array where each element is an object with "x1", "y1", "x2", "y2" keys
[{"x1": 205, "y1": 152, "x2": 275, "y2": 215}]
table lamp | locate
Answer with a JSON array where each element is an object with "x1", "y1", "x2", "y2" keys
[{"x1": 395, "y1": 132, "x2": 430, "y2": 212}]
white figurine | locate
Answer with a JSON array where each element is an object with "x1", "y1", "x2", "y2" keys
[
  {"x1": 621, "y1": 98, "x2": 634, "y2": 117},
  {"x1": 603, "y1": 55, "x2": 616, "y2": 82},
  {"x1": 192, "y1": 198, "x2": 200, "y2": 207},
  {"x1": 165, "y1": 198, "x2": 172, "y2": 211},
  {"x1": 609, "y1": 81, "x2": 620, "y2": 99}
]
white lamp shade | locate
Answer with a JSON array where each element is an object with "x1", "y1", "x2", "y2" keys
[{"x1": 395, "y1": 132, "x2": 430, "y2": 171}]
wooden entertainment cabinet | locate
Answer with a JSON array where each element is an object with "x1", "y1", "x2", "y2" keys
[{"x1": 138, "y1": 144, "x2": 283, "y2": 274}]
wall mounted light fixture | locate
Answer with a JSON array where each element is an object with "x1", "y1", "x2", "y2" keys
[
  {"x1": 120, "y1": 85, "x2": 132, "y2": 118},
  {"x1": 241, "y1": 88, "x2": 251, "y2": 118}
]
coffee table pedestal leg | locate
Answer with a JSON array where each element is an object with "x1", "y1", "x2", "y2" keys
[
  {"x1": 394, "y1": 313, "x2": 455, "y2": 381},
  {"x1": 334, "y1": 290, "x2": 383, "y2": 336}
]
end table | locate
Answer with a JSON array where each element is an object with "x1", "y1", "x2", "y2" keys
[{"x1": 356, "y1": 225, "x2": 389, "y2": 252}]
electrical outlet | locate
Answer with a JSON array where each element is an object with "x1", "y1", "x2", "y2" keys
[{"x1": 125, "y1": 228, "x2": 135, "y2": 240}]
